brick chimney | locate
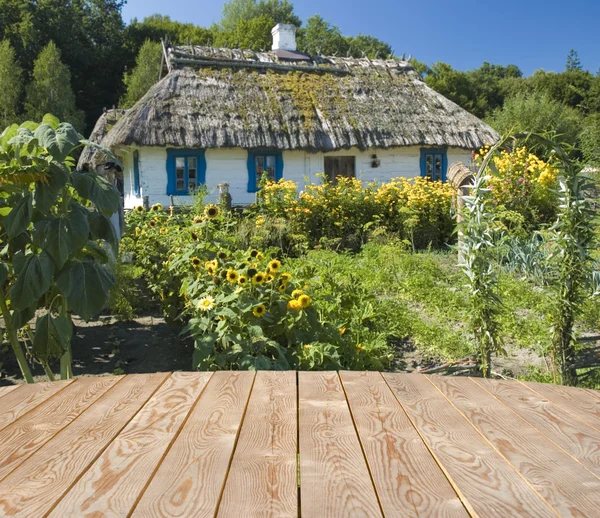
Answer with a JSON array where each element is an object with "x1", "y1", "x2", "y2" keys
[{"x1": 271, "y1": 24, "x2": 297, "y2": 52}]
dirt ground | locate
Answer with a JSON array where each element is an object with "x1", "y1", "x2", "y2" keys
[
  {"x1": 0, "y1": 312, "x2": 192, "y2": 385},
  {"x1": 1, "y1": 313, "x2": 545, "y2": 385}
]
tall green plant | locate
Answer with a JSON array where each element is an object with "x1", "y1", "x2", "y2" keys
[
  {"x1": 0, "y1": 114, "x2": 120, "y2": 382},
  {"x1": 543, "y1": 139, "x2": 596, "y2": 385},
  {"x1": 458, "y1": 138, "x2": 508, "y2": 377}
]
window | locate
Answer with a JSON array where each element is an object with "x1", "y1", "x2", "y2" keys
[
  {"x1": 324, "y1": 156, "x2": 355, "y2": 183},
  {"x1": 166, "y1": 149, "x2": 206, "y2": 195},
  {"x1": 133, "y1": 150, "x2": 141, "y2": 196},
  {"x1": 247, "y1": 151, "x2": 283, "y2": 192},
  {"x1": 420, "y1": 148, "x2": 447, "y2": 182}
]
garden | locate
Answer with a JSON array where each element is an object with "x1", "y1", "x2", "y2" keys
[{"x1": 1, "y1": 116, "x2": 599, "y2": 388}]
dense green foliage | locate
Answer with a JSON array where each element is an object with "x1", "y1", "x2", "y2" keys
[
  {"x1": 0, "y1": 40, "x2": 22, "y2": 128},
  {"x1": 120, "y1": 40, "x2": 163, "y2": 108}
]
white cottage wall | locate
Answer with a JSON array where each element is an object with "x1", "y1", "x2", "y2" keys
[{"x1": 121, "y1": 146, "x2": 473, "y2": 209}]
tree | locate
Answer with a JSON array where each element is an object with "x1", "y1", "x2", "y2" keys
[
  {"x1": 25, "y1": 42, "x2": 84, "y2": 130},
  {"x1": 345, "y1": 34, "x2": 392, "y2": 59},
  {"x1": 580, "y1": 114, "x2": 600, "y2": 166},
  {"x1": 220, "y1": 0, "x2": 300, "y2": 32},
  {"x1": 120, "y1": 40, "x2": 162, "y2": 108},
  {"x1": 297, "y1": 15, "x2": 348, "y2": 56},
  {"x1": 0, "y1": 40, "x2": 22, "y2": 127},
  {"x1": 529, "y1": 68, "x2": 593, "y2": 111},
  {"x1": 487, "y1": 92, "x2": 583, "y2": 147},
  {"x1": 566, "y1": 49, "x2": 582, "y2": 72},
  {"x1": 127, "y1": 15, "x2": 214, "y2": 47},
  {"x1": 213, "y1": 15, "x2": 275, "y2": 51}
]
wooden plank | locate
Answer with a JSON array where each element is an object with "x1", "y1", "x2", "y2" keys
[
  {"x1": 0, "y1": 385, "x2": 19, "y2": 399},
  {"x1": 131, "y1": 371, "x2": 255, "y2": 518},
  {"x1": 217, "y1": 371, "x2": 297, "y2": 518},
  {"x1": 521, "y1": 380, "x2": 600, "y2": 432},
  {"x1": 48, "y1": 372, "x2": 211, "y2": 517},
  {"x1": 475, "y1": 377, "x2": 600, "y2": 478},
  {"x1": 383, "y1": 373, "x2": 555, "y2": 517},
  {"x1": 299, "y1": 371, "x2": 382, "y2": 518},
  {"x1": 431, "y1": 375, "x2": 600, "y2": 517},
  {"x1": 341, "y1": 371, "x2": 467, "y2": 517},
  {"x1": 0, "y1": 373, "x2": 168, "y2": 517},
  {"x1": 0, "y1": 379, "x2": 74, "y2": 432},
  {"x1": 0, "y1": 376, "x2": 118, "y2": 482}
]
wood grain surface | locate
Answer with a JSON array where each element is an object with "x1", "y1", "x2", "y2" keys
[
  {"x1": 431, "y1": 375, "x2": 600, "y2": 517},
  {"x1": 0, "y1": 376, "x2": 118, "y2": 482},
  {"x1": 522, "y1": 380, "x2": 600, "y2": 432},
  {"x1": 299, "y1": 371, "x2": 382, "y2": 518},
  {"x1": 49, "y1": 372, "x2": 211, "y2": 517},
  {"x1": 341, "y1": 371, "x2": 467, "y2": 517},
  {"x1": 0, "y1": 379, "x2": 73, "y2": 432},
  {"x1": 0, "y1": 385, "x2": 19, "y2": 399},
  {"x1": 0, "y1": 373, "x2": 167, "y2": 518},
  {"x1": 383, "y1": 373, "x2": 556, "y2": 518},
  {"x1": 131, "y1": 371, "x2": 255, "y2": 518},
  {"x1": 476, "y1": 377, "x2": 600, "y2": 477},
  {"x1": 217, "y1": 371, "x2": 298, "y2": 518}
]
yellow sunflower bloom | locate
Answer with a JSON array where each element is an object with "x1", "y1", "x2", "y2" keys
[
  {"x1": 298, "y1": 294, "x2": 311, "y2": 308},
  {"x1": 226, "y1": 269, "x2": 239, "y2": 283},
  {"x1": 287, "y1": 300, "x2": 301, "y2": 311},
  {"x1": 204, "y1": 204, "x2": 219, "y2": 219},
  {"x1": 238, "y1": 275, "x2": 248, "y2": 285},
  {"x1": 252, "y1": 304, "x2": 266, "y2": 317},
  {"x1": 253, "y1": 272, "x2": 266, "y2": 285},
  {"x1": 291, "y1": 289, "x2": 303, "y2": 299},
  {"x1": 191, "y1": 257, "x2": 202, "y2": 268},
  {"x1": 268, "y1": 259, "x2": 281, "y2": 272},
  {"x1": 198, "y1": 296, "x2": 214, "y2": 311},
  {"x1": 280, "y1": 273, "x2": 292, "y2": 282}
]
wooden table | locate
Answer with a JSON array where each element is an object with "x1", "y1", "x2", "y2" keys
[{"x1": 0, "y1": 371, "x2": 599, "y2": 517}]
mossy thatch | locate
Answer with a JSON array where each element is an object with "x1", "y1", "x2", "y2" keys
[{"x1": 99, "y1": 47, "x2": 498, "y2": 153}]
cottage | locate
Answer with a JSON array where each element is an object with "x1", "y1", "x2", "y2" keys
[{"x1": 79, "y1": 24, "x2": 499, "y2": 209}]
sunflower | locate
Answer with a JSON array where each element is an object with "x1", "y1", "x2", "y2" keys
[
  {"x1": 191, "y1": 232, "x2": 199, "y2": 241},
  {"x1": 191, "y1": 257, "x2": 202, "y2": 268},
  {"x1": 217, "y1": 251, "x2": 227, "y2": 260},
  {"x1": 159, "y1": 227, "x2": 168, "y2": 234},
  {"x1": 250, "y1": 249, "x2": 259, "y2": 258},
  {"x1": 298, "y1": 294, "x2": 311, "y2": 308},
  {"x1": 287, "y1": 300, "x2": 301, "y2": 311},
  {"x1": 204, "y1": 205, "x2": 219, "y2": 219},
  {"x1": 206, "y1": 265, "x2": 216, "y2": 275},
  {"x1": 226, "y1": 269, "x2": 239, "y2": 283},
  {"x1": 193, "y1": 216, "x2": 203, "y2": 224},
  {"x1": 280, "y1": 273, "x2": 292, "y2": 282},
  {"x1": 238, "y1": 275, "x2": 248, "y2": 286},
  {"x1": 148, "y1": 220, "x2": 157, "y2": 228},
  {"x1": 151, "y1": 203, "x2": 163, "y2": 211},
  {"x1": 252, "y1": 304, "x2": 266, "y2": 318},
  {"x1": 198, "y1": 296, "x2": 214, "y2": 311},
  {"x1": 266, "y1": 274, "x2": 274, "y2": 282},
  {"x1": 256, "y1": 252, "x2": 264, "y2": 261},
  {"x1": 221, "y1": 269, "x2": 228, "y2": 279},
  {"x1": 278, "y1": 283, "x2": 287, "y2": 292},
  {"x1": 268, "y1": 259, "x2": 281, "y2": 272},
  {"x1": 253, "y1": 272, "x2": 265, "y2": 285},
  {"x1": 247, "y1": 268, "x2": 257, "y2": 278},
  {"x1": 134, "y1": 205, "x2": 145, "y2": 213},
  {"x1": 291, "y1": 289, "x2": 303, "y2": 299}
]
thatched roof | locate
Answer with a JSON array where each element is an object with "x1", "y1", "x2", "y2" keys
[
  {"x1": 78, "y1": 109, "x2": 126, "y2": 169},
  {"x1": 98, "y1": 46, "x2": 498, "y2": 154}
]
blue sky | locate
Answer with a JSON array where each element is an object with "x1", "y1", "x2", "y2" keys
[{"x1": 122, "y1": 0, "x2": 600, "y2": 76}]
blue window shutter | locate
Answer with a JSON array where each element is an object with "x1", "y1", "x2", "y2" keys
[
  {"x1": 276, "y1": 153, "x2": 284, "y2": 181},
  {"x1": 166, "y1": 148, "x2": 206, "y2": 195},
  {"x1": 133, "y1": 150, "x2": 141, "y2": 196},
  {"x1": 247, "y1": 151, "x2": 256, "y2": 193}
]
